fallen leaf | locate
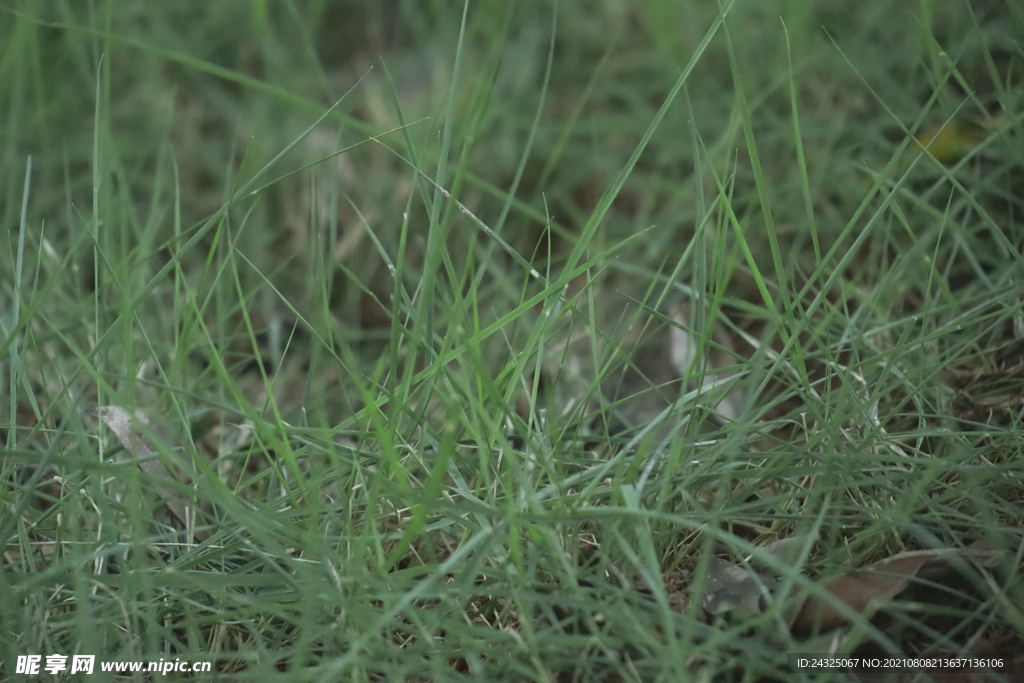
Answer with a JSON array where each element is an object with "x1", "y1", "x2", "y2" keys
[
  {"x1": 702, "y1": 556, "x2": 773, "y2": 618},
  {"x1": 794, "y1": 543, "x2": 1001, "y2": 633},
  {"x1": 88, "y1": 406, "x2": 207, "y2": 542},
  {"x1": 669, "y1": 303, "x2": 743, "y2": 422}
]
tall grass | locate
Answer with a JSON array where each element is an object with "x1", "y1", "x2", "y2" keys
[{"x1": 2, "y1": 1, "x2": 1022, "y2": 681}]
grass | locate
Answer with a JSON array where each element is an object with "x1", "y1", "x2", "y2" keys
[{"x1": 2, "y1": 0, "x2": 1023, "y2": 681}]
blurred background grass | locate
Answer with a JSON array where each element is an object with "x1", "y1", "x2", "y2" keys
[{"x1": 4, "y1": 1, "x2": 1018, "y2": 332}]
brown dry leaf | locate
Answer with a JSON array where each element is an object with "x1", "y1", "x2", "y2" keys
[
  {"x1": 794, "y1": 542, "x2": 1000, "y2": 632},
  {"x1": 698, "y1": 536, "x2": 817, "y2": 625},
  {"x1": 88, "y1": 406, "x2": 207, "y2": 542},
  {"x1": 758, "y1": 533, "x2": 816, "y2": 566}
]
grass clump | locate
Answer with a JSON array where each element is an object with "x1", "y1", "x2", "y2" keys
[{"x1": 2, "y1": 1, "x2": 1023, "y2": 681}]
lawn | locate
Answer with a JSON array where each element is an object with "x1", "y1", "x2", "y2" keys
[{"x1": 2, "y1": 1, "x2": 1023, "y2": 681}]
